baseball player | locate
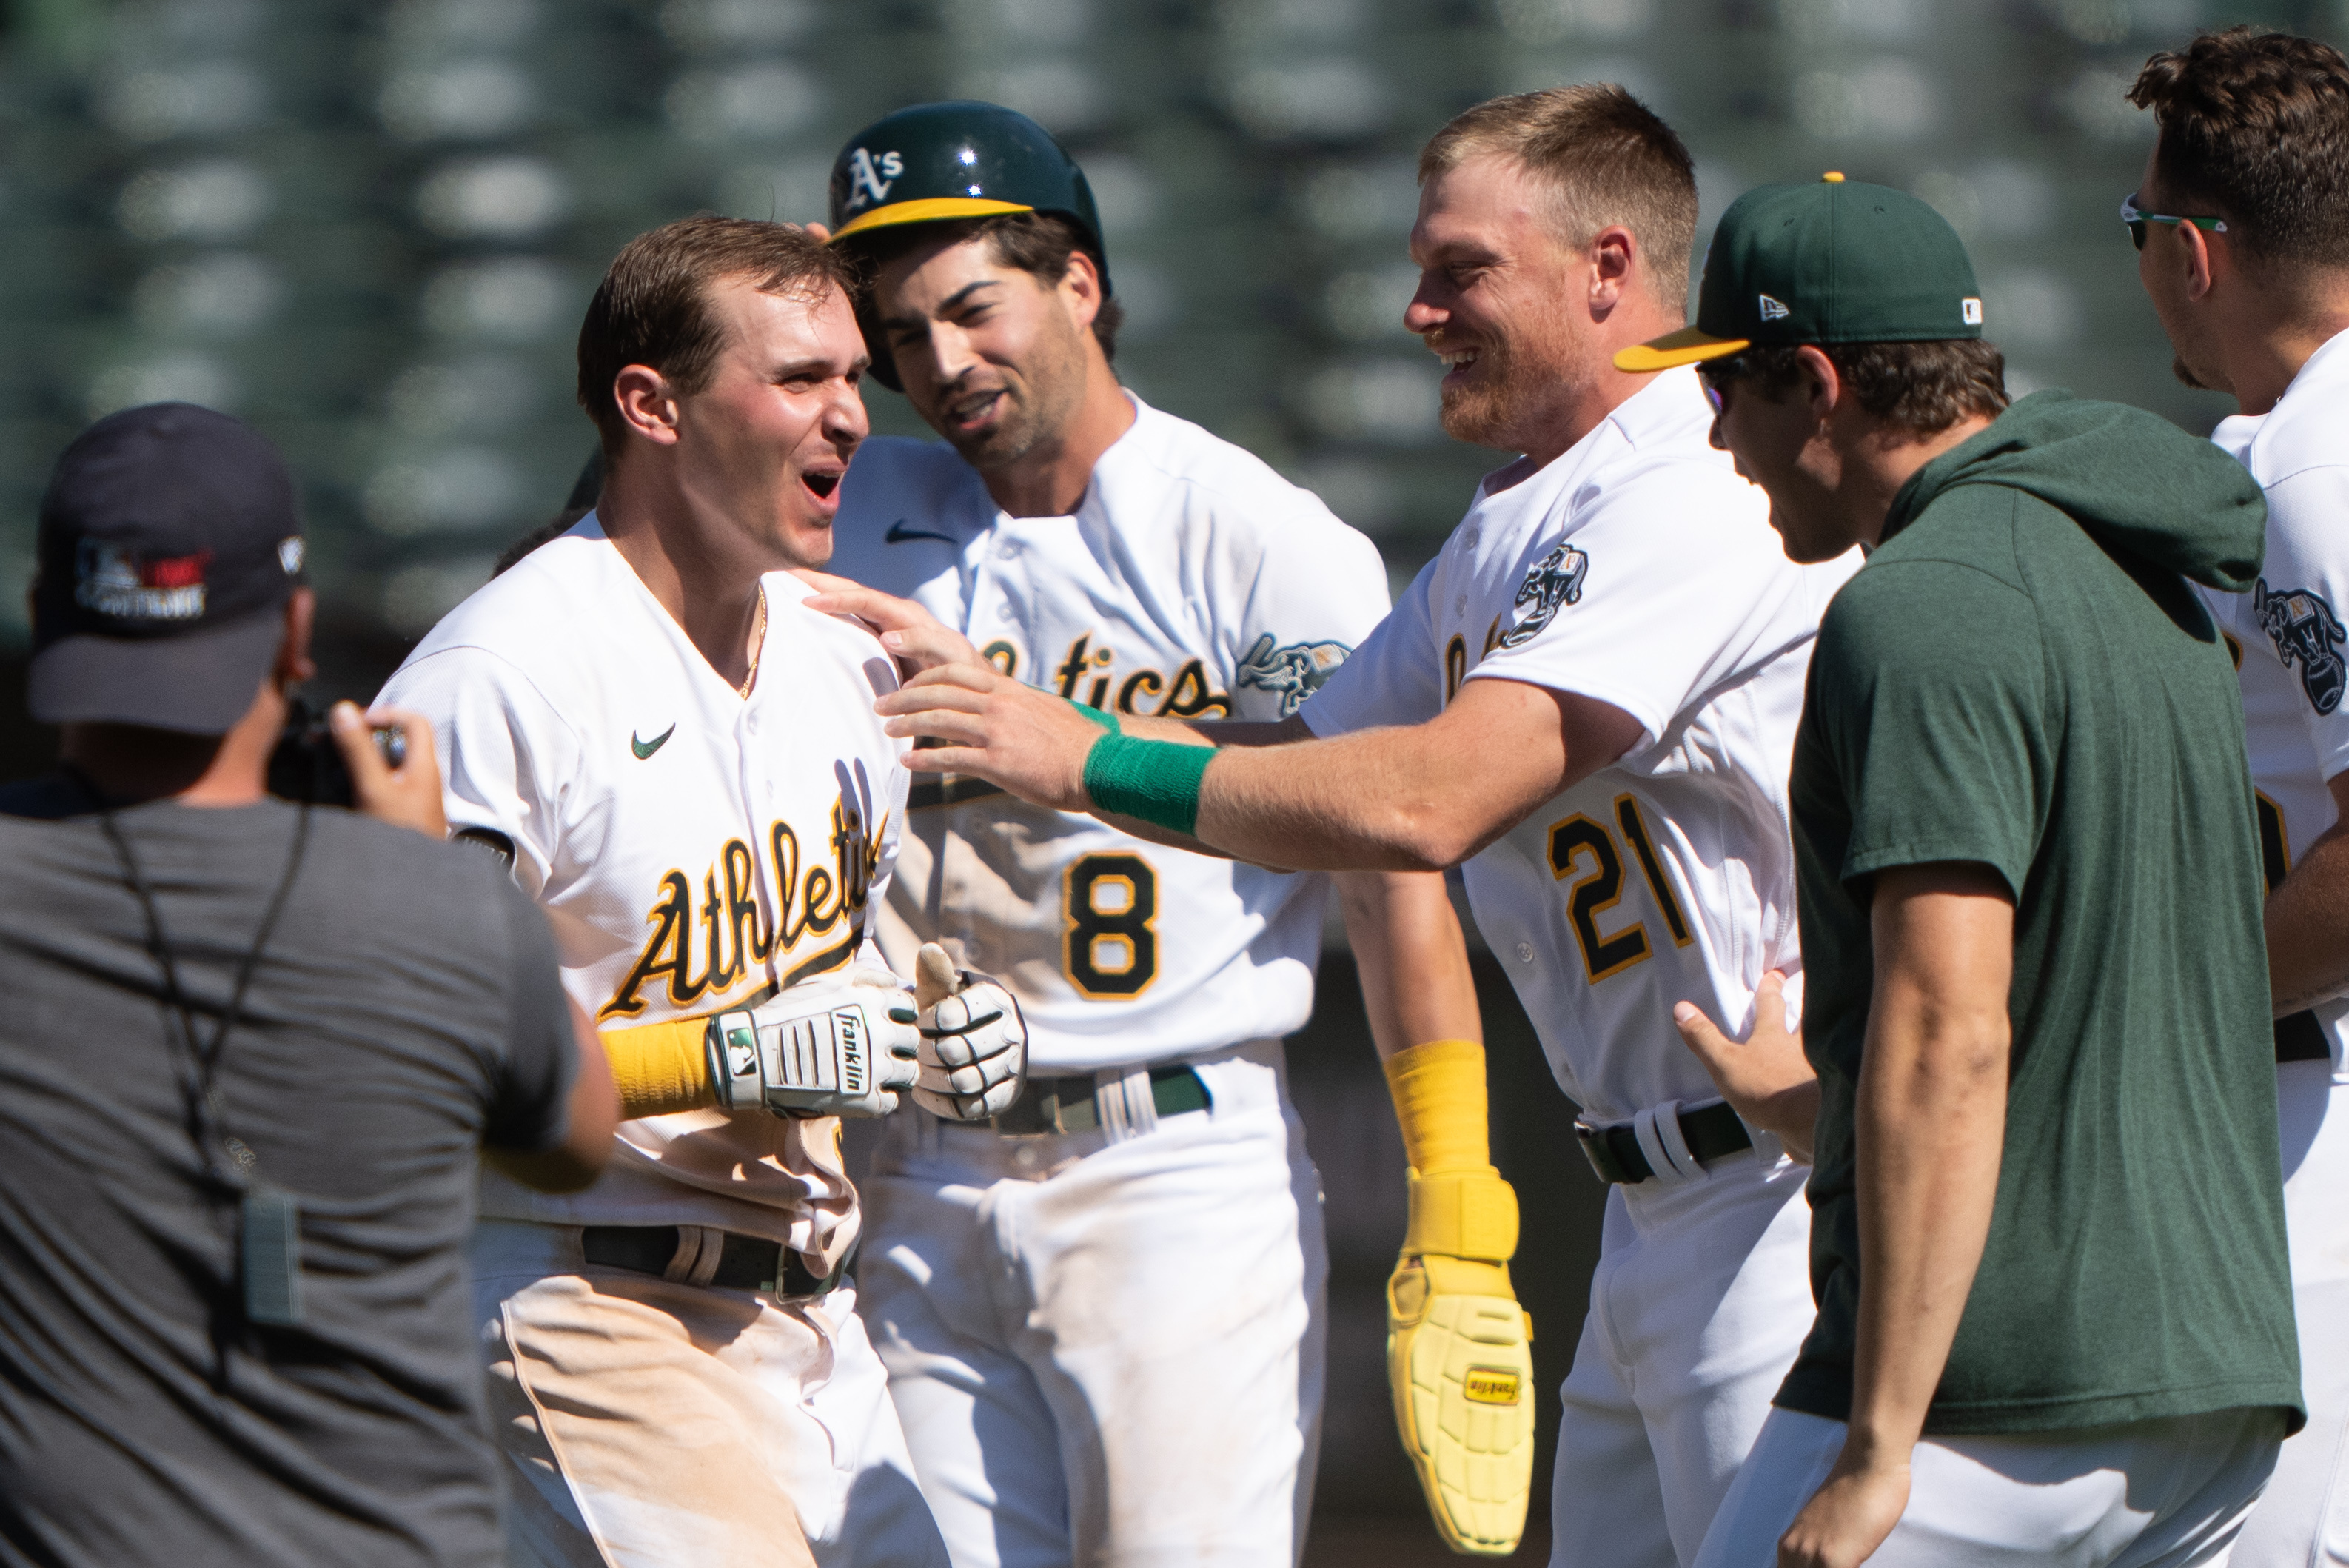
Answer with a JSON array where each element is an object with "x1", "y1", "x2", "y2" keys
[
  {"x1": 867, "y1": 88, "x2": 1860, "y2": 1568},
  {"x1": 379, "y1": 217, "x2": 1022, "y2": 1568},
  {"x1": 2131, "y1": 30, "x2": 2349, "y2": 1567},
  {"x1": 797, "y1": 101, "x2": 1490, "y2": 1567}
]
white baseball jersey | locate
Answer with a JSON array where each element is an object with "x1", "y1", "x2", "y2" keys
[
  {"x1": 2200, "y1": 326, "x2": 2349, "y2": 1076},
  {"x1": 825, "y1": 392, "x2": 1390, "y2": 1073},
  {"x1": 378, "y1": 517, "x2": 911, "y2": 1259},
  {"x1": 1302, "y1": 367, "x2": 1858, "y2": 1122}
]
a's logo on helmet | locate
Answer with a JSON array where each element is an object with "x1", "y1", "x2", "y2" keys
[
  {"x1": 841, "y1": 147, "x2": 905, "y2": 213},
  {"x1": 2255, "y1": 578, "x2": 2348, "y2": 715},
  {"x1": 1497, "y1": 542, "x2": 1589, "y2": 649}
]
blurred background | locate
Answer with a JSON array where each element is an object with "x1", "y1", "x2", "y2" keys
[{"x1": 2, "y1": 0, "x2": 2342, "y2": 1559}]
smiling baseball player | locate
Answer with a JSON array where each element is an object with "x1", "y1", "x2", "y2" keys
[
  {"x1": 381, "y1": 218, "x2": 1022, "y2": 1568},
  {"x1": 865, "y1": 90, "x2": 1864, "y2": 1568},
  {"x1": 799, "y1": 101, "x2": 1493, "y2": 1567}
]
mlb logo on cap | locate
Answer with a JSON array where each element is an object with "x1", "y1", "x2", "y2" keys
[{"x1": 28, "y1": 402, "x2": 307, "y2": 735}]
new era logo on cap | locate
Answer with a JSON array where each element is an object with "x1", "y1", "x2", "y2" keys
[{"x1": 1757, "y1": 294, "x2": 1792, "y2": 321}]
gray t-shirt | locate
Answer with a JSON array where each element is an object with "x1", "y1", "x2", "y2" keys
[{"x1": 0, "y1": 780, "x2": 574, "y2": 1568}]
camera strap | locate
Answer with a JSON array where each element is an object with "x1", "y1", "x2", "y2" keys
[{"x1": 90, "y1": 791, "x2": 312, "y2": 1342}]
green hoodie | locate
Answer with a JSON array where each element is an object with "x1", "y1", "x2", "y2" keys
[{"x1": 1777, "y1": 390, "x2": 2302, "y2": 1438}]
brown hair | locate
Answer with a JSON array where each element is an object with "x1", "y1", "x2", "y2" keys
[
  {"x1": 1708, "y1": 341, "x2": 2010, "y2": 438},
  {"x1": 1418, "y1": 84, "x2": 1698, "y2": 311},
  {"x1": 576, "y1": 215, "x2": 859, "y2": 458},
  {"x1": 843, "y1": 211, "x2": 1124, "y2": 365},
  {"x1": 2128, "y1": 27, "x2": 2349, "y2": 268}
]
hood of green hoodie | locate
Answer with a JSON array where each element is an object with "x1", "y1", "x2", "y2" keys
[{"x1": 1881, "y1": 389, "x2": 2265, "y2": 592}]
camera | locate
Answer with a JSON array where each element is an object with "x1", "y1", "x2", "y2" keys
[{"x1": 267, "y1": 695, "x2": 407, "y2": 807}]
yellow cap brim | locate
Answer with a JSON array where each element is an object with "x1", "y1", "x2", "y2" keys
[
  {"x1": 1613, "y1": 326, "x2": 1752, "y2": 373},
  {"x1": 830, "y1": 197, "x2": 1036, "y2": 241}
]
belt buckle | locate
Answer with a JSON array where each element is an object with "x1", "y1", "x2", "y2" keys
[{"x1": 1573, "y1": 1119, "x2": 1633, "y2": 1185}]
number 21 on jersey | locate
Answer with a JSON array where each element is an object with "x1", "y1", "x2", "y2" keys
[
  {"x1": 1064, "y1": 853, "x2": 1160, "y2": 997},
  {"x1": 1548, "y1": 794, "x2": 1694, "y2": 983}
]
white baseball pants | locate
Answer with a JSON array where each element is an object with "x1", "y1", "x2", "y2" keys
[
  {"x1": 1693, "y1": 1404, "x2": 2282, "y2": 1567},
  {"x1": 857, "y1": 1040, "x2": 1327, "y2": 1568},
  {"x1": 1548, "y1": 1140, "x2": 1816, "y2": 1568},
  {"x1": 469, "y1": 1219, "x2": 948, "y2": 1568},
  {"x1": 2234, "y1": 1061, "x2": 2349, "y2": 1568}
]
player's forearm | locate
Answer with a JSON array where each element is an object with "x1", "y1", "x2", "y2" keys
[
  {"x1": 1843, "y1": 871, "x2": 2012, "y2": 1464},
  {"x1": 1193, "y1": 729, "x2": 1504, "y2": 872},
  {"x1": 2266, "y1": 820, "x2": 2349, "y2": 1014},
  {"x1": 1339, "y1": 870, "x2": 1481, "y2": 1059}
]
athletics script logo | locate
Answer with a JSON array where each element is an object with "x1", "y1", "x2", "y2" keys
[
  {"x1": 2255, "y1": 578, "x2": 2348, "y2": 716},
  {"x1": 1497, "y1": 541, "x2": 1589, "y2": 649}
]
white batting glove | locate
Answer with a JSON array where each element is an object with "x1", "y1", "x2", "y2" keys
[
  {"x1": 911, "y1": 942, "x2": 1027, "y2": 1122},
  {"x1": 705, "y1": 964, "x2": 920, "y2": 1119}
]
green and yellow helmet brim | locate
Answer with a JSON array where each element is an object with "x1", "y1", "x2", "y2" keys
[
  {"x1": 829, "y1": 196, "x2": 1036, "y2": 241},
  {"x1": 1614, "y1": 326, "x2": 1752, "y2": 373}
]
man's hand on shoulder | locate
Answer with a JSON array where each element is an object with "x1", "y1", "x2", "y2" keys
[
  {"x1": 797, "y1": 571, "x2": 984, "y2": 679},
  {"x1": 877, "y1": 663, "x2": 1102, "y2": 813},
  {"x1": 332, "y1": 703, "x2": 447, "y2": 840}
]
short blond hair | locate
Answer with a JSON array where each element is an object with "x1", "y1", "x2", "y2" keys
[{"x1": 1419, "y1": 84, "x2": 1698, "y2": 312}]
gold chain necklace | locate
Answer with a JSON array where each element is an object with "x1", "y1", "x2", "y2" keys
[{"x1": 738, "y1": 587, "x2": 767, "y2": 700}]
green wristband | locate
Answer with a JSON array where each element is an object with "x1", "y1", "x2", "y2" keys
[
  {"x1": 1068, "y1": 699, "x2": 1122, "y2": 734},
  {"x1": 1082, "y1": 733, "x2": 1213, "y2": 837}
]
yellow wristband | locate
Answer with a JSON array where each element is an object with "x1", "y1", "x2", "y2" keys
[
  {"x1": 1403, "y1": 1167, "x2": 1520, "y2": 1261},
  {"x1": 600, "y1": 1016, "x2": 717, "y2": 1118},
  {"x1": 1382, "y1": 1038, "x2": 1490, "y2": 1174}
]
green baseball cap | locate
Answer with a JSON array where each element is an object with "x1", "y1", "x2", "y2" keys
[{"x1": 1618, "y1": 172, "x2": 1984, "y2": 372}]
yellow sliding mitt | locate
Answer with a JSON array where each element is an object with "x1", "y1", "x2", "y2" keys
[{"x1": 1384, "y1": 1039, "x2": 1537, "y2": 1558}]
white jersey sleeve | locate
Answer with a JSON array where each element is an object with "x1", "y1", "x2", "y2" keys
[
  {"x1": 1461, "y1": 460, "x2": 1812, "y2": 748},
  {"x1": 1297, "y1": 557, "x2": 1444, "y2": 737},
  {"x1": 377, "y1": 643, "x2": 576, "y2": 899},
  {"x1": 2247, "y1": 462, "x2": 2349, "y2": 781}
]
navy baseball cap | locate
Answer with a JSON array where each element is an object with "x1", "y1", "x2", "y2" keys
[{"x1": 28, "y1": 403, "x2": 307, "y2": 734}]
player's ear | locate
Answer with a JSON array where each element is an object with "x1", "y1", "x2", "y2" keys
[
  {"x1": 1059, "y1": 249, "x2": 1102, "y2": 331},
  {"x1": 1588, "y1": 224, "x2": 1636, "y2": 315},
  {"x1": 1795, "y1": 345, "x2": 1841, "y2": 422},
  {"x1": 612, "y1": 364, "x2": 683, "y2": 448}
]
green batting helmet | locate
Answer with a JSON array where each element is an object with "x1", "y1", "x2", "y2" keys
[{"x1": 828, "y1": 101, "x2": 1110, "y2": 390}]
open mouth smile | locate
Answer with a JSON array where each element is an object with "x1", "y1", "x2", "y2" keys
[{"x1": 801, "y1": 469, "x2": 842, "y2": 501}]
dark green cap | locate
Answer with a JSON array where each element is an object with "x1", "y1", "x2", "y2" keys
[{"x1": 1618, "y1": 172, "x2": 1983, "y2": 372}]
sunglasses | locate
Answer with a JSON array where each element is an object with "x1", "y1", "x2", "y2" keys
[{"x1": 2120, "y1": 192, "x2": 2228, "y2": 251}]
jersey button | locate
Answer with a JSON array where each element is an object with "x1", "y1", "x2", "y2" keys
[
  {"x1": 995, "y1": 541, "x2": 1018, "y2": 561},
  {"x1": 1515, "y1": 942, "x2": 1535, "y2": 963},
  {"x1": 1464, "y1": 528, "x2": 1480, "y2": 548}
]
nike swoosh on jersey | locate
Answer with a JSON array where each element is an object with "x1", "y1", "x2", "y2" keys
[
  {"x1": 631, "y1": 724, "x2": 676, "y2": 760},
  {"x1": 885, "y1": 520, "x2": 960, "y2": 546}
]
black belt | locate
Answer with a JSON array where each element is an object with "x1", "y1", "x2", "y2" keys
[
  {"x1": 580, "y1": 1225, "x2": 841, "y2": 1301},
  {"x1": 990, "y1": 1065, "x2": 1211, "y2": 1136},
  {"x1": 1575, "y1": 1101, "x2": 1753, "y2": 1185},
  {"x1": 2277, "y1": 1010, "x2": 2330, "y2": 1063}
]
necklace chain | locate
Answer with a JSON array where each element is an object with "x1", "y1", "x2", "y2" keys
[{"x1": 738, "y1": 587, "x2": 767, "y2": 700}]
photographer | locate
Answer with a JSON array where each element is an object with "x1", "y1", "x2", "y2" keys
[{"x1": 0, "y1": 403, "x2": 617, "y2": 1568}]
